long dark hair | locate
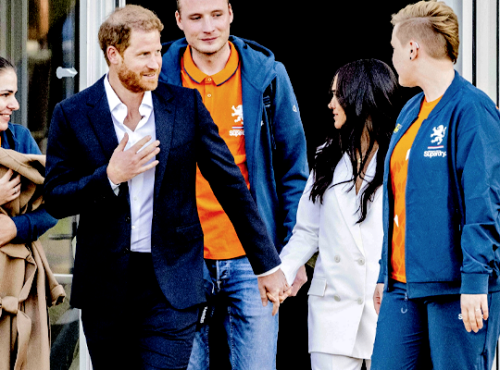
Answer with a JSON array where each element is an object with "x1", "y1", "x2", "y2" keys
[{"x1": 310, "y1": 59, "x2": 400, "y2": 223}]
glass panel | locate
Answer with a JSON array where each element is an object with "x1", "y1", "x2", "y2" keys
[
  {"x1": 26, "y1": 0, "x2": 79, "y2": 153},
  {"x1": 40, "y1": 217, "x2": 77, "y2": 275},
  {"x1": 49, "y1": 282, "x2": 81, "y2": 370},
  {"x1": 26, "y1": 0, "x2": 79, "y2": 275}
]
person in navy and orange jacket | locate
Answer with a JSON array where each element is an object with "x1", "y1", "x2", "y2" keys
[
  {"x1": 371, "y1": 2, "x2": 500, "y2": 370},
  {"x1": 160, "y1": 1, "x2": 308, "y2": 368}
]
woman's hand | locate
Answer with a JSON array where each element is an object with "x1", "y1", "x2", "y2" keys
[
  {"x1": 373, "y1": 283, "x2": 384, "y2": 315},
  {"x1": 289, "y1": 265, "x2": 308, "y2": 297},
  {"x1": 461, "y1": 294, "x2": 489, "y2": 333},
  {"x1": 0, "y1": 169, "x2": 21, "y2": 206}
]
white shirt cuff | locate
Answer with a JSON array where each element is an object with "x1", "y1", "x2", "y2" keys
[
  {"x1": 109, "y1": 178, "x2": 120, "y2": 195},
  {"x1": 256, "y1": 264, "x2": 281, "y2": 277}
]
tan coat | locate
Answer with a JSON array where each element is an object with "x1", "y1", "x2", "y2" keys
[{"x1": 0, "y1": 148, "x2": 65, "y2": 370}]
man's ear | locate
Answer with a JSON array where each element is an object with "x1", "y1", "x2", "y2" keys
[
  {"x1": 228, "y1": 3, "x2": 234, "y2": 23},
  {"x1": 175, "y1": 10, "x2": 184, "y2": 31},
  {"x1": 107, "y1": 46, "x2": 121, "y2": 65}
]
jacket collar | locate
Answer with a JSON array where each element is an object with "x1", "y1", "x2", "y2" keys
[
  {"x1": 400, "y1": 70, "x2": 464, "y2": 125},
  {"x1": 161, "y1": 35, "x2": 277, "y2": 91}
]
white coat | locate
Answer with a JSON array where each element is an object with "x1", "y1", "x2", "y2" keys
[{"x1": 280, "y1": 152, "x2": 383, "y2": 359}]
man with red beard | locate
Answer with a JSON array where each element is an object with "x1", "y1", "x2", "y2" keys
[{"x1": 44, "y1": 5, "x2": 289, "y2": 370}]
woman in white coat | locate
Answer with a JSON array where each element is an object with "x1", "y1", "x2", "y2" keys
[{"x1": 280, "y1": 59, "x2": 401, "y2": 370}]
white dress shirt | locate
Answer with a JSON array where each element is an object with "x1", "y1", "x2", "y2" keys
[{"x1": 104, "y1": 76, "x2": 156, "y2": 253}]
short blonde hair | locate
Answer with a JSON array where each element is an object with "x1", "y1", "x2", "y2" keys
[
  {"x1": 98, "y1": 5, "x2": 164, "y2": 66},
  {"x1": 176, "y1": 0, "x2": 230, "y2": 14},
  {"x1": 392, "y1": 0, "x2": 459, "y2": 63}
]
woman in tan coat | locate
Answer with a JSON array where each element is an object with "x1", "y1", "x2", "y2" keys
[{"x1": 0, "y1": 56, "x2": 64, "y2": 370}]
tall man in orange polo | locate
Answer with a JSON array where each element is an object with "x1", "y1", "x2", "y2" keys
[{"x1": 160, "y1": 0, "x2": 308, "y2": 368}]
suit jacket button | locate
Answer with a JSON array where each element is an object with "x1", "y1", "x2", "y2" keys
[
  {"x1": 357, "y1": 298, "x2": 363, "y2": 305},
  {"x1": 334, "y1": 255, "x2": 341, "y2": 263},
  {"x1": 334, "y1": 295, "x2": 341, "y2": 302},
  {"x1": 358, "y1": 258, "x2": 365, "y2": 265}
]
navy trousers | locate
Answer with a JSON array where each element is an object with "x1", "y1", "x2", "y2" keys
[
  {"x1": 371, "y1": 281, "x2": 500, "y2": 370},
  {"x1": 81, "y1": 252, "x2": 199, "y2": 370}
]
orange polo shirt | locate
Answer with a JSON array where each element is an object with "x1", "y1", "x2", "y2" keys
[
  {"x1": 181, "y1": 42, "x2": 249, "y2": 260},
  {"x1": 390, "y1": 96, "x2": 441, "y2": 283}
]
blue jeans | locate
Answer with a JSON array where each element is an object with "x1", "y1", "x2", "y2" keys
[
  {"x1": 371, "y1": 280, "x2": 500, "y2": 370},
  {"x1": 188, "y1": 256, "x2": 278, "y2": 370}
]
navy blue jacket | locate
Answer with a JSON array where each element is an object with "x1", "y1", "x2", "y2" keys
[
  {"x1": 378, "y1": 72, "x2": 500, "y2": 297},
  {"x1": 160, "y1": 36, "x2": 308, "y2": 251},
  {"x1": 44, "y1": 77, "x2": 280, "y2": 309},
  {"x1": 1, "y1": 123, "x2": 57, "y2": 243}
]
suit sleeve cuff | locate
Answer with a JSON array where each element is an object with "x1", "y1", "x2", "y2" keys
[
  {"x1": 460, "y1": 273, "x2": 489, "y2": 294},
  {"x1": 11, "y1": 215, "x2": 28, "y2": 243},
  {"x1": 377, "y1": 260, "x2": 385, "y2": 284},
  {"x1": 256, "y1": 265, "x2": 281, "y2": 277}
]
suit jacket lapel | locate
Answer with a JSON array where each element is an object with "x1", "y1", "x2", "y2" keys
[
  {"x1": 87, "y1": 77, "x2": 119, "y2": 160},
  {"x1": 333, "y1": 154, "x2": 365, "y2": 254},
  {"x1": 152, "y1": 87, "x2": 175, "y2": 201}
]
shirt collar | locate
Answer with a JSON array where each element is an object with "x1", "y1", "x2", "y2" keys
[
  {"x1": 103, "y1": 75, "x2": 153, "y2": 125},
  {"x1": 182, "y1": 41, "x2": 240, "y2": 86}
]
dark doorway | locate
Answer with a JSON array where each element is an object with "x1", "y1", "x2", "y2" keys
[{"x1": 129, "y1": 1, "x2": 418, "y2": 369}]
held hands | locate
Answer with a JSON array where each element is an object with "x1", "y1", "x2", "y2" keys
[
  {"x1": 461, "y1": 294, "x2": 489, "y2": 333},
  {"x1": 0, "y1": 169, "x2": 21, "y2": 206},
  {"x1": 258, "y1": 268, "x2": 292, "y2": 316},
  {"x1": 373, "y1": 283, "x2": 384, "y2": 315},
  {"x1": 107, "y1": 134, "x2": 160, "y2": 185},
  {"x1": 289, "y1": 265, "x2": 308, "y2": 297}
]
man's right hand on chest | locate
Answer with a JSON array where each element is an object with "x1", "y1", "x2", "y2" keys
[{"x1": 107, "y1": 133, "x2": 160, "y2": 185}]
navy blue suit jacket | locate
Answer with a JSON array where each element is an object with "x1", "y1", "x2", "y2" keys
[{"x1": 44, "y1": 77, "x2": 280, "y2": 309}]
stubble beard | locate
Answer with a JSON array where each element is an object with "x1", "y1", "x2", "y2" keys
[{"x1": 118, "y1": 62, "x2": 159, "y2": 93}]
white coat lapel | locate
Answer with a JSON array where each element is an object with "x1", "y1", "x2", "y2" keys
[{"x1": 333, "y1": 154, "x2": 365, "y2": 254}]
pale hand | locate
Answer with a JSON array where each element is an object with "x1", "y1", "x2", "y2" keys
[
  {"x1": 258, "y1": 268, "x2": 292, "y2": 316},
  {"x1": 0, "y1": 169, "x2": 21, "y2": 206},
  {"x1": 373, "y1": 283, "x2": 384, "y2": 315},
  {"x1": 461, "y1": 294, "x2": 489, "y2": 333},
  {"x1": 289, "y1": 265, "x2": 308, "y2": 297},
  {"x1": 107, "y1": 133, "x2": 160, "y2": 185},
  {"x1": 0, "y1": 214, "x2": 17, "y2": 246}
]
